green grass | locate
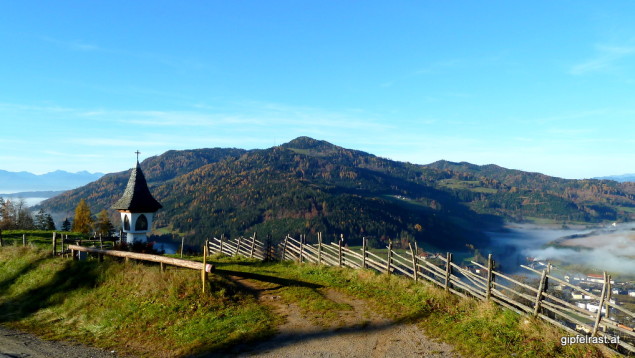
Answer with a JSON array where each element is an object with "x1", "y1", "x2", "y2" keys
[
  {"x1": 438, "y1": 179, "x2": 499, "y2": 194},
  {"x1": 617, "y1": 206, "x2": 635, "y2": 214},
  {"x1": 0, "y1": 247, "x2": 619, "y2": 357},
  {"x1": 0, "y1": 247, "x2": 276, "y2": 357},
  {"x1": 211, "y1": 256, "x2": 615, "y2": 358},
  {"x1": 0, "y1": 230, "x2": 85, "y2": 250}
]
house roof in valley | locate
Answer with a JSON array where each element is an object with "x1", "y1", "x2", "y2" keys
[{"x1": 112, "y1": 162, "x2": 162, "y2": 212}]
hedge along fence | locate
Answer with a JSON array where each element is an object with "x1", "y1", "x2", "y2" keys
[{"x1": 207, "y1": 233, "x2": 635, "y2": 356}]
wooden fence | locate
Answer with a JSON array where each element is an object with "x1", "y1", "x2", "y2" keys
[
  {"x1": 207, "y1": 233, "x2": 270, "y2": 261},
  {"x1": 0, "y1": 231, "x2": 119, "y2": 255},
  {"x1": 207, "y1": 234, "x2": 635, "y2": 355},
  {"x1": 69, "y1": 243, "x2": 214, "y2": 293}
]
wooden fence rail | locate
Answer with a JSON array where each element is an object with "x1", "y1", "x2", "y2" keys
[
  {"x1": 68, "y1": 244, "x2": 213, "y2": 293},
  {"x1": 207, "y1": 233, "x2": 634, "y2": 355},
  {"x1": 207, "y1": 234, "x2": 267, "y2": 261}
]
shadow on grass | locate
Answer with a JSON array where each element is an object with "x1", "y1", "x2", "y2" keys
[
  {"x1": 0, "y1": 256, "x2": 49, "y2": 295},
  {"x1": 214, "y1": 269, "x2": 323, "y2": 290},
  {"x1": 195, "y1": 268, "x2": 433, "y2": 358},
  {"x1": 0, "y1": 260, "x2": 102, "y2": 323},
  {"x1": 208, "y1": 259, "x2": 264, "y2": 268}
]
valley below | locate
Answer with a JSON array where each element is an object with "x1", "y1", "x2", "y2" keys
[{"x1": 484, "y1": 222, "x2": 635, "y2": 278}]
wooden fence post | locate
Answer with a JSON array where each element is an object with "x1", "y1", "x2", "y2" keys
[
  {"x1": 299, "y1": 235, "x2": 304, "y2": 263},
  {"x1": 96, "y1": 235, "x2": 103, "y2": 261},
  {"x1": 362, "y1": 237, "x2": 367, "y2": 269},
  {"x1": 486, "y1": 254, "x2": 494, "y2": 300},
  {"x1": 52, "y1": 232, "x2": 57, "y2": 256},
  {"x1": 22, "y1": 234, "x2": 26, "y2": 247},
  {"x1": 0, "y1": 229, "x2": 3, "y2": 247},
  {"x1": 250, "y1": 233, "x2": 256, "y2": 258},
  {"x1": 220, "y1": 234, "x2": 224, "y2": 256},
  {"x1": 266, "y1": 234, "x2": 273, "y2": 261},
  {"x1": 533, "y1": 269, "x2": 548, "y2": 317},
  {"x1": 318, "y1": 232, "x2": 322, "y2": 265},
  {"x1": 235, "y1": 237, "x2": 242, "y2": 256},
  {"x1": 201, "y1": 240, "x2": 208, "y2": 293},
  {"x1": 338, "y1": 235, "x2": 343, "y2": 267},
  {"x1": 605, "y1": 274, "x2": 612, "y2": 321},
  {"x1": 180, "y1": 236, "x2": 185, "y2": 258},
  {"x1": 386, "y1": 241, "x2": 392, "y2": 275},
  {"x1": 282, "y1": 235, "x2": 289, "y2": 261},
  {"x1": 444, "y1": 252, "x2": 452, "y2": 291},
  {"x1": 592, "y1": 272, "x2": 609, "y2": 336},
  {"x1": 409, "y1": 243, "x2": 417, "y2": 282}
]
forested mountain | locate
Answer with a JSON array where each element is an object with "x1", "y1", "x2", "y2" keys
[
  {"x1": 39, "y1": 137, "x2": 635, "y2": 250},
  {"x1": 425, "y1": 160, "x2": 635, "y2": 222}
]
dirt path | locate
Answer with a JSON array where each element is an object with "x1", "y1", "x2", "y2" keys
[
  {"x1": 222, "y1": 276, "x2": 462, "y2": 358},
  {"x1": 0, "y1": 325, "x2": 118, "y2": 358}
]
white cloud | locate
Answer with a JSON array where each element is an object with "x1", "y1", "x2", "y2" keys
[
  {"x1": 41, "y1": 36, "x2": 102, "y2": 52},
  {"x1": 414, "y1": 59, "x2": 463, "y2": 75},
  {"x1": 570, "y1": 44, "x2": 635, "y2": 75},
  {"x1": 42, "y1": 150, "x2": 103, "y2": 158}
]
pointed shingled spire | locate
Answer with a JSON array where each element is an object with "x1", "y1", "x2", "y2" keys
[{"x1": 112, "y1": 161, "x2": 162, "y2": 212}]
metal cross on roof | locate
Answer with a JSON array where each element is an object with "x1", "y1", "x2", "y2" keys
[{"x1": 135, "y1": 150, "x2": 141, "y2": 162}]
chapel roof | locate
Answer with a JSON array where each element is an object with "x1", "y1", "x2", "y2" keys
[{"x1": 111, "y1": 162, "x2": 162, "y2": 212}]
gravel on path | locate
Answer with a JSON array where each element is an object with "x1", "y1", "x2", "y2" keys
[
  {"x1": 0, "y1": 325, "x2": 120, "y2": 358},
  {"x1": 216, "y1": 276, "x2": 462, "y2": 358}
]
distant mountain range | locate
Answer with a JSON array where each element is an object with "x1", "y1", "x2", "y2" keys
[
  {"x1": 0, "y1": 170, "x2": 104, "y2": 194},
  {"x1": 594, "y1": 174, "x2": 635, "y2": 183},
  {"x1": 38, "y1": 137, "x2": 635, "y2": 252}
]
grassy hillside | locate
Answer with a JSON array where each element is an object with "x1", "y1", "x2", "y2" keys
[
  {"x1": 0, "y1": 246, "x2": 275, "y2": 357},
  {"x1": 0, "y1": 247, "x2": 615, "y2": 357}
]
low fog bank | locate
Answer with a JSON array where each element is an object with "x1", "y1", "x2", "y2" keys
[{"x1": 485, "y1": 223, "x2": 635, "y2": 277}]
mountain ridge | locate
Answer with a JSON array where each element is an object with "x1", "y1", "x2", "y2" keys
[
  {"x1": 0, "y1": 170, "x2": 104, "y2": 193},
  {"x1": 38, "y1": 137, "x2": 635, "y2": 250},
  {"x1": 594, "y1": 173, "x2": 635, "y2": 183}
]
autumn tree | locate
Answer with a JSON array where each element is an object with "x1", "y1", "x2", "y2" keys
[
  {"x1": 72, "y1": 199, "x2": 93, "y2": 234},
  {"x1": 0, "y1": 198, "x2": 34, "y2": 230}
]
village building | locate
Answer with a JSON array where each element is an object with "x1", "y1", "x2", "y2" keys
[
  {"x1": 586, "y1": 274, "x2": 604, "y2": 284},
  {"x1": 112, "y1": 155, "x2": 162, "y2": 243}
]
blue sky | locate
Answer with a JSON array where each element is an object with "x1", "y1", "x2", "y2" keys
[{"x1": 2, "y1": 1, "x2": 635, "y2": 179}]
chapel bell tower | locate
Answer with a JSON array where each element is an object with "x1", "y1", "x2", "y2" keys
[{"x1": 111, "y1": 152, "x2": 162, "y2": 243}]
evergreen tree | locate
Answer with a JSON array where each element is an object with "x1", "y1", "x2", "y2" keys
[
  {"x1": 62, "y1": 218, "x2": 71, "y2": 231},
  {"x1": 72, "y1": 199, "x2": 93, "y2": 234},
  {"x1": 34, "y1": 209, "x2": 48, "y2": 230},
  {"x1": 45, "y1": 214, "x2": 56, "y2": 230}
]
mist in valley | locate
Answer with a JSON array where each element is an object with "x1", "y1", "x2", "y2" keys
[{"x1": 484, "y1": 223, "x2": 635, "y2": 278}]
